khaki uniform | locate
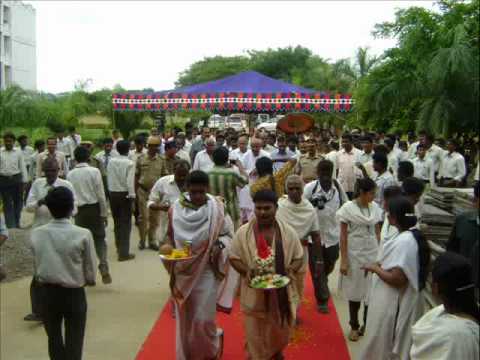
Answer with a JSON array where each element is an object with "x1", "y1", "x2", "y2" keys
[
  {"x1": 297, "y1": 154, "x2": 324, "y2": 183},
  {"x1": 135, "y1": 154, "x2": 168, "y2": 246},
  {"x1": 161, "y1": 155, "x2": 181, "y2": 175}
]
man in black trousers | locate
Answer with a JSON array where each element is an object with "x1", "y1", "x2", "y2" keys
[{"x1": 31, "y1": 186, "x2": 97, "y2": 360}]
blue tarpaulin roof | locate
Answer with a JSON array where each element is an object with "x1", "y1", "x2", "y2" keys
[
  {"x1": 112, "y1": 71, "x2": 353, "y2": 113},
  {"x1": 171, "y1": 71, "x2": 319, "y2": 94}
]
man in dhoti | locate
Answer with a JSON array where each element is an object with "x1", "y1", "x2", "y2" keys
[
  {"x1": 165, "y1": 170, "x2": 234, "y2": 360},
  {"x1": 276, "y1": 175, "x2": 320, "y2": 313},
  {"x1": 229, "y1": 189, "x2": 304, "y2": 359}
]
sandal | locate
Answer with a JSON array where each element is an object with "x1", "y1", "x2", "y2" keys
[{"x1": 348, "y1": 329, "x2": 360, "y2": 342}]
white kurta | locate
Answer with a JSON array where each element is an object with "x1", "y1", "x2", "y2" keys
[
  {"x1": 238, "y1": 149, "x2": 271, "y2": 222},
  {"x1": 359, "y1": 231, "x2": 424, "y2": 360},
  {"x1": 336, "y1": 201, "x2": 382, "y2": 302},
  {"x1": 410, "y1": 305, "x2": 479, "y2": 360}
]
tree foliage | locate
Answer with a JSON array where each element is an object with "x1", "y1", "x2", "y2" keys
[{"x1": 356, "y1": 0, "x2": 479, "y2": 136}]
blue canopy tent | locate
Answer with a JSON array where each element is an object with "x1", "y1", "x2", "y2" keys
[{"x1": 112, "y1": 71, "x2": 353, "y2": 113}]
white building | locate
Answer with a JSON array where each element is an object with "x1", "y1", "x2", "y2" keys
[{"x1": 0, "y1": 0, "x2": 36, "y2": 90}]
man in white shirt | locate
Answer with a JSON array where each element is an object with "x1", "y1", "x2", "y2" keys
[
  {"x1": 271, "y1": 135, "x2": 296, "y2": 172},
  {"x1": 238, "y1": 137, "x2": 271, "y2": 223},
  {"x1": 30, "y1": 140, "x2": 46, "y2": 182},
  {"x1": 68, "y1": 147, "x2": 112, "y2": 281},
  {"x1": 128, "y1": 135, "x2": 147, "y2": 163},
  {"x1": 37, "y1": 138, "x2": 68, "y2": 179},
  {"x1": 192, "y1": 137, "x2": 215, "y2": 172},
  {"x1": 325, "y1": 142, "x2": 339, "y2": 177},
  {"x1": 24, "y1": 158, "x2": 76, "y2": 322},
  {"x1": 56, "y1": 129, "x2": 72, "y2": 159},
  {"x1": 0, "y1": 132, "x2": 28, "y2": 228},
  {"x1": 384, "y1": 138, "x2": 400, "y2": 177},
  {"x1": 229, "y1": 134, "x2": 249, "y2": 162},
  {"x1": 148, "y1": 160, "x2": 190, "y2": 246},
  {"x1": 107, "y1": 140, "x2": 136, "y2": 261},
  {"x1": 356, "y1": 135, "x2": 374, "y2": 165},
  {"x1": 174, "y1": 132, "x2": 191, "y2": 164},
  {"x1": 18, "y1": 135, "x2": 35, "y2": 184},
  {"x1": 67, "y1": 126, "x2": 82, "y2": 160},
  {"x1": 337, "y1": 133, "x2": 362, "y2": 199},
  {"x1": 412, "y1": 144, "x2": 435, "y2": 187},
  {"x1": 439, "y1": 139, "x2": 466, "y2": 187},
  {"x1": 304, "y1": 159, "x2": 348, "y2": 313},
  {"x1": 421, "y1": 133, "x2": 445, "y2": 176},
  {"x1": 95, "y1": 138, "x2": 119, "y2": 175},
  {"x1": 31, "y1": 186, "x2": 97, "y2": 360},
  {"x1": 372, "y1": 152, "x2": 397, "y2": 209}
]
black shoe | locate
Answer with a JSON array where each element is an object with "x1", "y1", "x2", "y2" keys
[
  {"x1": 118, "y1": 254, "x2": 136, "y2": 262},
  {"x1": 138, "y1": 242, "x2": 145, "y2": 250},
  {"x1": 102, "y1": 273, "x2": 112, "y2": 284},
  {"x1": 148, "y1": 243, "x2": 159, "y2": 251},
  {"x1": 24, "y1": 313, "x2": 42, "y2": 322}
]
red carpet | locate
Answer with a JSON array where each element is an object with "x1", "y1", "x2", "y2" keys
[{"x1": 136, "y1": 276, "x2": 350, "y2": 359}]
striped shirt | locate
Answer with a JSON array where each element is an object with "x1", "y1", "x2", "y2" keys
[{"x1": 208, "y1": 166, "x2": 248, "y2": 222}]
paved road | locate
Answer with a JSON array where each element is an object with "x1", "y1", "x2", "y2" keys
[{"x1": 1, "y1": 213, "x2": 362, "y2": 360}]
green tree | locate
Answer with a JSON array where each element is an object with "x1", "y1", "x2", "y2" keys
[
  {"x1": 175, "y1": 55, "x2": 251, "y2": 87},
  {"x1": 357, "y1": 1, "x2": 479, "y2": 135}
]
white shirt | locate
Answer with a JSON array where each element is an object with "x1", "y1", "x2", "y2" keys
[
  {"x1": 325, "y1": 150, "x2": 338, "y2": 178},
  {"x1": 128, "y1": 148, "x2": 147, "y2": 163},
  {"x1": 36, "y1": 151, "x2": 68, "y2": 178},
  {"x1": 408, "y1": 141, "x2": 419, "y2": 159},
  {"x1": 67, "y1": 134, "x2": 82, "y2": 158},
  {"x1": 176, "y1": 148, "x2": 191, "y2": 164},
  {"x1": 25, "y1": 177, "x2": 76, "y2": 228},
  {"x1": 337, "y1": 147, "x2": 362, "y2": 193},
  {"x1": 106, "y1": 155, "x2": 135, "y2": 197},
  {"x1": 229, "y1": 148, "x2": 248, "y2": 161},
  {"x1": 95, "y1": 150, "x2": 120, "y2": 172},
  {"x1": 147, "y1": 175, "x2": 182, "y2": 208},
  {"x1": 304, "y1": 180, "x2": 347, "y2": 247},
  {"x1": 425, "y1": 144, "x2": 445, "y2": 173},
  {"x1": 0, "y1": 147, "x2": 28, "y2": 182},
  {"x1": 20, "y1": 146, "x2": 35, "y2": 167},
  {"x1": 439, "y1": 151, "x2": 466, "y2": 181},
  {"x1": 57, "y1": 137, "x2": 72, "y2": 157},
  {"x1": 387, "y1": 150, "x2": 400, "y2": 177},
  {"x1": 67, "y1": 163, "x2": 108, "y2": 217},
  {"x1": 356, "y1": 150, "x2": 373, "y2": 165},
  {"x1": 31, "y1": 219, "x2": 97, "y2": 288},
  {"x1": 412, "y1": 157, "x2": 435, "y2": 186},
  {"x1": 192, "y1": 150, "x2": 214, "y2": 172},
  {"x1": 374, "y1": 171, "x2": 397, "y2": 208}
]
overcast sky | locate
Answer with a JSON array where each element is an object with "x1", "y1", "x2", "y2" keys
[{"x1": 28, "y1": 0, "x2": 436, "y2": 93}]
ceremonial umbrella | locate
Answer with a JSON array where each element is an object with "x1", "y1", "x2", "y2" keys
[{"x1": 277, "y1": 113, "x2": 315, "y2": 134}]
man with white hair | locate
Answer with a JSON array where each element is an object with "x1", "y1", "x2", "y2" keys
[
  {"x1": 192, "y1": 137, "x2": 216, "y2": 172},
  {"x1": 276, "y1": 175, "x2": 320, "y2": 309},
  {"x1": 238, "y1": 137, "x2": 271, "y2": 223}
]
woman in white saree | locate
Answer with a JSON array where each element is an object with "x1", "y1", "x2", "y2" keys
[{"x1": 359, "y1": 196, "x2": 431, "y2": 360}]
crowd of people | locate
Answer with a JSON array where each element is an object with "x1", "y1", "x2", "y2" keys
[{"x1": 0, "y1": 122, "x2": 479, "y2": 360}]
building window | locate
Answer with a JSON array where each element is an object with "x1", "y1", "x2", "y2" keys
[
  {"x1": 3, "y1": 35, "x2": 10, "y2": 57},
  {"x1": 3, "y1": 6, "x2": 11, "y2": 25},
  {"x1": 5, "y1": 64, "x2": 11, "y2": 87}
]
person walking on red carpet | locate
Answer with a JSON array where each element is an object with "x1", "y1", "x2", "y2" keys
[
  {"x1": 229, "y1": 190, "x2": 304, "y2": 359},
  {"x1": 165, "y1": 171, "x2": 233, "y2": 360}
]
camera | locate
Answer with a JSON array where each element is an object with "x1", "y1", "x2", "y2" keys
[{"x1": 310, "y1": 193, "x2": 328, "y2": 210}]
